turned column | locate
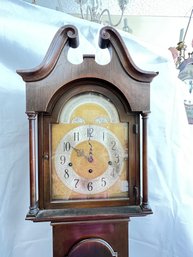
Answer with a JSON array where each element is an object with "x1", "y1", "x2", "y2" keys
[
  {"x1": 27, "y1": 111, "x2": 38, "y2": 215},
  {"x1": 142, "y1": 112, "x2": 149, "y2": 208}
]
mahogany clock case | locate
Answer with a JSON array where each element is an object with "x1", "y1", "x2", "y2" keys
[{"x1": 17, "y1": 25, "x2": 158, "y2": 222}]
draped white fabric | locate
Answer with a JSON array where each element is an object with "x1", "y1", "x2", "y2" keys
[{"x1": 0, "y1": 1, "x2": 193, "y2": 257}]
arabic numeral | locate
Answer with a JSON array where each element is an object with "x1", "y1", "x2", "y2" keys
[
  {"x1": 64, "y1": 169, "x2": 69, "y2": 179},
  {"x1": 110, "y1": 166, "x2": 120, "y2": 177},
  {"x1": 59, "y1": 155, "x2": 66, "y2": 165},
  {"x1": 74, "y1": 179, "x2": 79, "y2": 188},
  {"x1": 87, "y1": 182, "x2": 93, "y2": 191},
  {"x1": 111, "y1": 140, "x2": 120, "y2": 163},
  {"x1": 63, "y1": 142, "x2": 71, "y2": 152},
  {"x1": 111, "y1": 140, "x2": 116, "y2": 151},
  {"x1": 87, "y1": 127, "x2": 94, "y2": 138},
  {"x1": 114, "y1": 153, "x2": 120, "y2": 164},
  {"x1": 101, "y1": 177, "x2": 107, "y2": 187}
]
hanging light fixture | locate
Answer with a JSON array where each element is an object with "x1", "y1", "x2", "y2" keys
[
  {"x1": 30, "y1": 1, "x2": 131, "y2": 31},
  {"x1": 174, "y1": 9, "x2": 193, "y2": 124},
  {"x1": 175, "y1": 9, "x2": 193, "y2": 68},
  {"x1": 75, "y1": 0, "x2": 129, "y2": 27}
]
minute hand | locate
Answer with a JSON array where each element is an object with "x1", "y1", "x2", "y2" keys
[{"x1": 88, "y1": 140, "x2": 94, "y2": 163}]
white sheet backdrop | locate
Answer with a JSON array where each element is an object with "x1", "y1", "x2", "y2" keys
[{"x1": 0, "y1": 1, "x2": 193, "y2": 257}]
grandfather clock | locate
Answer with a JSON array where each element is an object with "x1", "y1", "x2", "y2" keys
[{"x1": 17, "y1": 25, "x2": 158, "y2": 257}]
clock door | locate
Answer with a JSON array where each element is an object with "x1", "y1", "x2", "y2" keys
[{"x1": 38, "y1": 86, "x2": 140, "y2": 210}]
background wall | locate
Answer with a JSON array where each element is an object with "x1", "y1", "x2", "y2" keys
[
  {"x1": 1, "y1": 1, "x2": 193, "y2": 257},
  {"x1": 23, "y1": 0, "x2": 193, "y2": 51},
  {"x1": 24, "y1": 0, "x2": 193, "y2": 16}
]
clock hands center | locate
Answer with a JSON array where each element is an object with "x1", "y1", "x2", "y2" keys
[
  {"x1": 71, "y1": 145, "x2": 93, "y2": 163},
  {"x1": 71, "y1": 146, "x2": 86, "y2": 158},
  {"x1": 71, "y1": 143, "x2": 94, "y2": 174}
]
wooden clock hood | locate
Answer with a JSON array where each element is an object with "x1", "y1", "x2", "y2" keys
[{"x1": 17, "y1": 25, "x2": 158, "y2": 114}]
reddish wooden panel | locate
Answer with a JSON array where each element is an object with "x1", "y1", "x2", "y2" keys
[{"x1": 52, "y1": 219, "x2": 129, "y2": 257}]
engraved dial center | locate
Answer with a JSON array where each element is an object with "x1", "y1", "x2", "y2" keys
[{"x1": 71, "y1": 140, "x2": 109, "y2": 180}]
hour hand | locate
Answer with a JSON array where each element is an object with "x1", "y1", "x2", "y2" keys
[
  {"x1": 72, "y1": 145, "x2": 93, "y2": 163},
  {"x1": 72, "y1": 146, "x2": 91, "y2": 161},
  {"x1": 72, "y1": 146, "x2": 85, "y2": 157}
]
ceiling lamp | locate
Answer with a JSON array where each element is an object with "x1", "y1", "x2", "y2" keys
[
  {"x1": 174, "y1": 9, "x2": 193, "y2": 124},
  {"x1": 176, "y1": 9, "x2": 193, "y2": 68},
  {"x1": 75, "y1": 0, "x2": 129, "y2": 28}
]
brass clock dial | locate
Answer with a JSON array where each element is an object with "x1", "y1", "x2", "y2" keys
[
  {"x1": 51, "y1": 93, "x2": 129, "y2": 201},
  {"x1": 55, "y1": 124, "x2": 127, "y2": 195}
]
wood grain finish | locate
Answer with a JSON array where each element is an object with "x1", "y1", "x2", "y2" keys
[
  {"x1": 17, "y1": 26, "x2": 157, "y2": 113},
  {"x1": 52, "y1": 219, "x2": 128, "y2": 257},
  {"x1": 27, "y1": 111, "x2": 38, "y2": 215},
  {"x1": 17, "y1": 25, "x2": 158, "y2": 257},
  {"x1": 17, "y1": 25, "x2": 158, "y2": 219},
  {"x1": 142, "y1": 113, "x2": 149, "y2": 210}
]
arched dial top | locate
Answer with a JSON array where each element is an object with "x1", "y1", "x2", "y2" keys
[
  {"x1": 51, "y1": 92, "x2": 129, "y2": 201},
  {"x1": 59, "y1": 93, "x2": 120, "y2": 124}
]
